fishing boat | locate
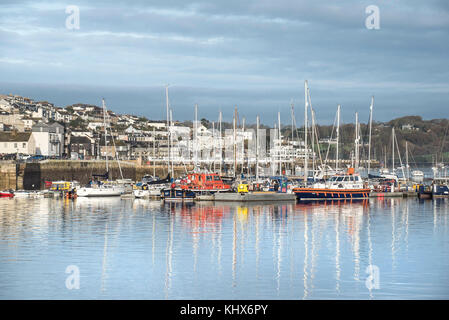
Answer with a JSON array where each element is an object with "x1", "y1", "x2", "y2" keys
[{"x1": 293, "y1": 168, "x2": 370, "y2": 201}]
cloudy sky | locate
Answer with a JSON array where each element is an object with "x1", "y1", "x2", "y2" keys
[{"x1": 1, "y1": 0, "x2": 448, "y2": 124}]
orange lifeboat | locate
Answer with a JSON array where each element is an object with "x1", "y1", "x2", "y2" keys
[{"x1": 180, "y1": 173, "x2": 231, "y2": 192}]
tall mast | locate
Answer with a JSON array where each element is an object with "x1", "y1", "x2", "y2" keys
[
  {"x1": 368, "y1": 97, "x2": 373, "y2": 180},
  {"x1": 233, "y1": 106, "x2": 237, "y2": 178},
  {"x1": 256, "y1": 115, "x2": 260, "y2": 181},
  {"x1": 304, "y1": 81, "x2": 308, "y2": 182},
  {"x1": 102, "y1": 98, "x2": 108, "y2": 174},
  {"x1": 219, "y1": 111, "x2": 222, "y2": 175},
  {"x1": 290, "y1": 101, "x2": 295, "y2": 174},
  {"x1": 170, "y1": 108, "x2": 174, "y2": 177},
  {"x1": 153, "y1": 128, "x2": 156, "y2": 177},
  {"x1": 406, "y1": 141, "x2": 409, "y2": 181},
  {"x1": 307, "y1": 85, "x2": 319, "y2": 175},
  {"x1": 194, "y1": 104, "x2": 198, "y2": 172},
  {"x1": 212, "y1": 121, "x2": 216, "y2": 172},
  {"x1": 355, "y1": 112, "x2": 359, "y2": 170},
  {"x1": 392, "y1": 127, "x2": 395, "y2": 173},
  {"x1": 336, "y1": 104, "x2": 341, "y2": 171},
  {"x1": 311, "y1": 107, "x2": 316, "y2": 175},
  {"x1": 291, "y1": 101, "x2": 294, "y2": 142},
  {"x1": 241, "y1": 117, "x2": 245, "y2": 174},
  {"x1": 278, "y1": 111, "x2": 281, "y2": 175},
  {"x1": 165, "y1": 85, "x2": 170, "y2": 176}
]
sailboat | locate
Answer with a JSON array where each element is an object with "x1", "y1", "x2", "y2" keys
[
  {"x1": 77, "y1": 99, "x2": 125, "y2": 197},
  {"x1": 368, "y1": 127, "x2": 400, "y2": 183},
  {"x1": 133, "y1": 174, "x2": 171, "y2": 198}
]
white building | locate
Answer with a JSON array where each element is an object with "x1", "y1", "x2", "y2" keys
[
  {"x1": 0, "y1": 132, "x2": 35, "y2": 154},
  {"x1": 148, "y1": 122, "x2": 166, "y2": 129},
  {"x1": 31, "y1": 123, "x2": 65, "y2": 156}
]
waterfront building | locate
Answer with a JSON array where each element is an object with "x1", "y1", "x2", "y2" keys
[
  {"x1": 31, "y1": 122, "x2": 65, "y2": 157},
  {"x1": 0, "y1": 131, "x2": 35, "y2": 154}
]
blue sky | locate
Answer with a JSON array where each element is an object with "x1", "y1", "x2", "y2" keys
[{"x1": 1, "y1": 0, "x2": 448, "y2": 124}]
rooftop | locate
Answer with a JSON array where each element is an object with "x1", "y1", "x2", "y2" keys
[{"x1": 0, "y1": 132, "x2": 31, "y2": 142}]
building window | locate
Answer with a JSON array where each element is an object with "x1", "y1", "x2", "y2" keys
[
  {"x1": 23, "y1": 143, "x2": 26, "y2": 148},
  {"x1": 14, "y1": 143, "x2": 17, "y2": 148}
]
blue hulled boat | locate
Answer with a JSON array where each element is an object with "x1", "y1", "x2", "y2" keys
[
  {"x1": 160, "y1": 188, "x2": 196, "y2": 201},
  {"x1": 293, "y1": 168, "x2": 370, "y2": 201}
]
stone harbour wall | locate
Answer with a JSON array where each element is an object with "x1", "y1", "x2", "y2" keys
[{"x1": 0, "y1": 160, "x2": 192, "y2": 190}]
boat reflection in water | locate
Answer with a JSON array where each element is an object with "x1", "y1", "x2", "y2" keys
[{"x1": 0, "y1": 197, "x2": 448, "y2": 299}]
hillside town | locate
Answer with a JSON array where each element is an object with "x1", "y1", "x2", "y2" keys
[
  {"x1": 0, "y1": 93, "x2": 313, "y2": 176},
  {"x1": 0, "y1": 93, "x2": 447, "y2": 175}
]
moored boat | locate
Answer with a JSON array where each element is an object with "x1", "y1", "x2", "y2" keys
[
  {"x1": 180, "y1": 173, "x2": 231, "y2": 193},
  {"x1": 432, "y1": 183, "x2": 449, "y2": 198},
  {"x1": 0, "y1": 191, "x2": 14, "y2": 198},
  {"x1": 77, "y1": 182, "x2": 125, "y2": 197},
  {"x1": 411, "y1": 170, "x2": 424, "y2": 182},
  {"x1": 293, "y1": 168, "x2": 370, "y2": 201},
  {"x1": 160, "y1": 188, "x2": 196, "y2": 201}
]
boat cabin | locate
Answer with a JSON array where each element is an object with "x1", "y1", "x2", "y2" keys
[
  {"x1": 328, "y1": 175, "x2": 363, "y2": 183},
  {"x1": 181, "y1": 173, "x2": 231, "y2": 191}
]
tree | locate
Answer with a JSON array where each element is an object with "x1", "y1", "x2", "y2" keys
[{"x1": 201, "y1": 118, "x2": 210, "y2": 128}]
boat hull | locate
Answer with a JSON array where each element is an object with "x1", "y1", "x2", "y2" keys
[
  {"x1": 0, "y1": 192, "x2": 14, "y2": 198},
  {"x1": 293, "y1": 188, "x2": 371, "y2": 201},
  {"x1": 76, "y1": 187, "x2": 124, "y2": 197},
  {"x1": 432, "y1": 185, "x2": 449, "y2": 197},
  {"x1": 161, "y1": 189, "x2": 195, "y2": 201},
  {"x1": 214, "y1": 191, "x2": 296, "y2": 202}
]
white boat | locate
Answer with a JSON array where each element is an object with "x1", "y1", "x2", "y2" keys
[
  {"x1": 411, "y1": 170, "x2": 424, "y2": 182},
  {"x1": 13, "y1": 190, "x2": 44, "y2": 198},
  {"x1": 76, "y1": 99, "x2": 126, "y2": 198},
  {"x1": 133, "y1": 185, "x2": 166, "y2": 198},
  {"x1": 77, "y1": 183, "x2": 125, "y2": 197}
]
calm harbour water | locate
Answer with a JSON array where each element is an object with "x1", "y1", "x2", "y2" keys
[{"x1": 0, "y1": 197, "x2": 448, "y2": 300}]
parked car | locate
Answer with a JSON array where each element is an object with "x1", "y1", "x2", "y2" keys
[
  {"x1": 29, "y1": 155, "x2": 45, "y2": 161},
  {"x1": 19, "y1": 154, "x2": 31, "y2": 160}
]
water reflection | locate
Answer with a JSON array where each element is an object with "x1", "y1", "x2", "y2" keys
[{"x1": 0, "y1": 197, "x2": 448, "y2": 299}]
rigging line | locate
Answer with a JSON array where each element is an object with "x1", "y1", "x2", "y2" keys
[
  {"x1": 105, "y1": 107, "x2": 124, "y2": 179},
  {"x1": 325, "y1": 109, "x2": 338, "y2": 164},
  {"x1": 438, "y1": 122, "x2": 449, "y2": 163},
  {"x1": 306, "y1": 87, "x2": 321, "y2": 168}
]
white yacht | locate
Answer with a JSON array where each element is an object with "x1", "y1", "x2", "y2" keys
[
  {"x1": 76, "y1": 99, "x2": 126, "y2": 198},
  {"x1": 77, "y1": 183, "x2": 125, "y2": 197},
  {"x1": 411, "y1": 170, "x2": 424, "y2": 182}
]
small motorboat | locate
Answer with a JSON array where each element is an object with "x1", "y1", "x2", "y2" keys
[
  {"x1": 0, "y1": 191, "x2": 14, "y2": 198},
  {"x1": 160, "y1": 188, "x2": 196, "y2": 201}
]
